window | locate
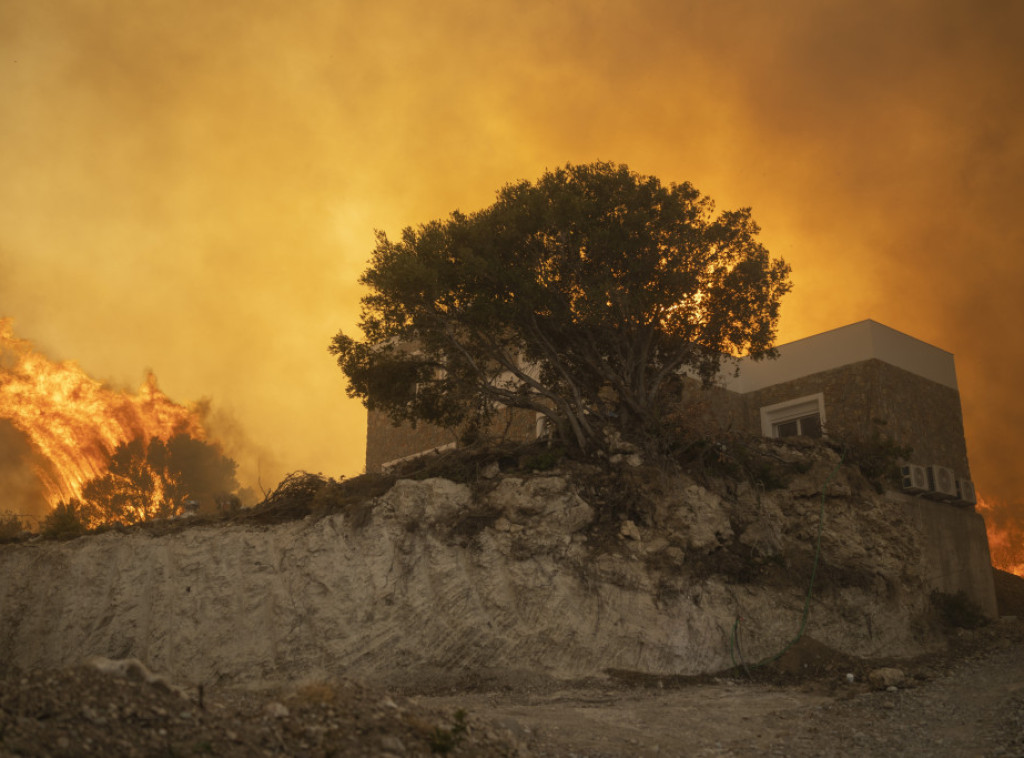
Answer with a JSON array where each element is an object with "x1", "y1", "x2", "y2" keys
[
  {"x1": 774, "y1": 413, "x2": 822, "y2": 438},
  {"x1": 760, "y1": 393, "x2": 826, "y2": 439},
  {"x1": 413, "y1": 365, "x2": 447, "y2": 399}
]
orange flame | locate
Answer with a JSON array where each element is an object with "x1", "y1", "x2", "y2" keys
[
  {"x1": 977, "y1": 495, "x2": 1024, "y2": 578},
  {"x1": 0, "y1": 318, "x2": 206, "y2": 509}
]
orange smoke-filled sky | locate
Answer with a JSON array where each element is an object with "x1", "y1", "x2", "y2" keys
[{"x1": 2, "y1": 1, "x2": 1023, "y2": 503}]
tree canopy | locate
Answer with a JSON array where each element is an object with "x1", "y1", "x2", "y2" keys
[{"x1": 331, "y1": 162, "x2": 791, "y2": 452}]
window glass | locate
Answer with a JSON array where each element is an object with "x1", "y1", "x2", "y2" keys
[
  {"x1": 773, "y1": 413, "x2": 822, "y2": 438},
  {"x1": 775, "y1": 420, "x2": 799, "y2": 437},
  {"x1": 800, "y1": 413, "x2": 822, "y2": 438}
]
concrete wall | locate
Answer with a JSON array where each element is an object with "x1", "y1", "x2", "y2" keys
[{"x1": 901, "y1": 496, "x2": 998, "y2": 618}]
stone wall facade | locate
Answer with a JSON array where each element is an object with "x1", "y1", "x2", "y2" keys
[
  {"x1": 676, "y1": 380, "x2": 750, "y2": 436},
  {"x1": 366, "y1": 412, "x2": 457, "y2": 474},
  {"x1": 366, "y1": 358, "x2": 972, "y2": 483},
  {"x1": 742, "y1": 359, "x2": 971, "y2": 479},
  {"x1": 366, "y1": 406, "x2": 540, "y2": 473}
]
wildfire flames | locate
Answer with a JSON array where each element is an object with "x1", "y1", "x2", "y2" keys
[
  {"x1": 978, "y1": 496, "x2": 1024, "y2": 578},
  {"x1": 0, "y1": 319, "x2": 221, "y2": 524}
]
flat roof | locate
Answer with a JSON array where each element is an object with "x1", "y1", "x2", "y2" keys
[{"x1": 722, "y1": 320, "x2": 959, "y2": 393}]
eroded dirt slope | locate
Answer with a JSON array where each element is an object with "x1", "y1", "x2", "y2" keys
[{"x1": 0, "y1": 441, "x2": 996, "y2": 688}]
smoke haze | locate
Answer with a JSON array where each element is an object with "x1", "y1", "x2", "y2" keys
[
  {"x1": 0, "y1": 420, "x2": 49, "y2": 520},
  {"x1": 2, "y1": 1, "x2": 1023, "y2": 515}
]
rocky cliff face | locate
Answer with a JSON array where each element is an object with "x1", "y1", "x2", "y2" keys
[{"x1": 0, "y1": 445, "x2": 996, "y2": 689}]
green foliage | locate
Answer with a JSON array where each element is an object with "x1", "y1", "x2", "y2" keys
[
  {"x1": 428, "y1": 709, "x2": 467, "y2": 754},
  {"x1": 0, "y1": 510, "x2": 25, "y2": 540},
  {"x1": 332, "y1": 162, "x2": 790, "y2": 453},
  {"x1": 42, "y1": 500, "x2": 86, "y2": 539}
]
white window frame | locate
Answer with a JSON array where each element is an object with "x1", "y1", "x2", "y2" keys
[
  {"x1": 759, "y1": 392, "x2": 826, "y2": 439},
  {"x1": 535, "y1": 413, "x2": 552, "y2": 439},
  {"x1": 413, "y1": 365, "x2": 447, "y2": 398}
]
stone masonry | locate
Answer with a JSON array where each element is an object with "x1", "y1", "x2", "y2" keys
[{"x1": 743, "y1": 359, "x2": 971, "y2": 479}]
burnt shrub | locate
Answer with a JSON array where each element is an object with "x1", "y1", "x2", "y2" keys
[
  {"x1": 42, "y1": 500, "x2": 87, "y2": 540},
  {"x1": 0, "y1": 510, "x2": 25, "y2": 541},
  {"x1": 931, "y1": 590, "x2": 989, "y2": 629}
]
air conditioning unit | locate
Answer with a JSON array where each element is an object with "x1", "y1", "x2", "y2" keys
[
  {"x1": 900, "y1": 464, "x2": 929, "y2": 493},
  {"x1": 927, "y1": 465, "x2": 959, "y2": 499},
  {"x1": 957, "y1": 478, "x2": 977, "y2": 506}
]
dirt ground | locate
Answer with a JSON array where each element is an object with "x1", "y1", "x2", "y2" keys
[
  {"x1": 419, "y1": 619, "x2": 1024, "y2": 757},
  {"x1": 2, "y1": 617, "x2": 1022, "y2": 757}
]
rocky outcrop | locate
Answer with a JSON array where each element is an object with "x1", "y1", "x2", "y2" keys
[{"x1": 0, "y1": 454, "x2": 997, "y2": 689}]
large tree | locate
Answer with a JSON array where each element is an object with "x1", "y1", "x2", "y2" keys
[{"x1": 332, "y1": 162, "x2": 791, "y2": 452}]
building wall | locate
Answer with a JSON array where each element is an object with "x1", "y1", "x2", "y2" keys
[
  {"x1": 368, "y1": 359, "x2": 972, "y2": 480},
  {"x1": 903, "y1": 496, "x2": 998, "y2": 618},
  {"x1": 742, "y1": 359, "x2": 971, "y2": 479},
  {"x1": 675, "y1": 379, "x2": 750, "y2": 436},
  {"x1": 365, "y1": 411, "x2": 458, "y2": 474},
  {"x1": 366, "y1": 406, "x2": 540, "y2": 473},
  {"x1": 725, "y1": 319, "x2": 958, "y2": 392}
]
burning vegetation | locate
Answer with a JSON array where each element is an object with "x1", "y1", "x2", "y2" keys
[
  {"x1": 978, "y1": 496, "x2": 1024, "y2": 578},
  {"x1": 0, "y1": 319, "x2": 239, "y2": 529}
]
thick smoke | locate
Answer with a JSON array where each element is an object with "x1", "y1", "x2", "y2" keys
[{"x1": 0, "y1": 1, "x2": 1021, "y2": 522}]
